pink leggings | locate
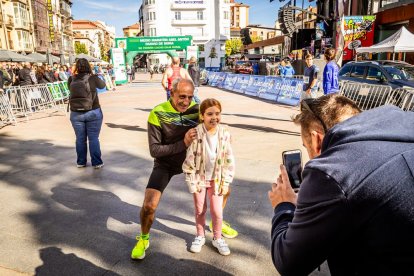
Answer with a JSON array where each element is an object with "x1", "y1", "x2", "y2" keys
[{"x1": 193, "y1": 181, "x2": 223, "y2": 239}]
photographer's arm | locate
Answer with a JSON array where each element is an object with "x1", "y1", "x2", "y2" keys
[{"x1": 269, "y1": 167, "x2": 349, "y2": 275}]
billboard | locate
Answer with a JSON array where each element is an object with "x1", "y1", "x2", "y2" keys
[
  {"x1": 342, "y1": 16, "x2": 376, "y2": 61},
  {"x1": 114, "y1": 36, "x2": 192, "y2": 53}
]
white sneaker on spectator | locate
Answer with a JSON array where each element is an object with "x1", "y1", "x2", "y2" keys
[
  {"x1": 190, "y1": 236, "x2": 205, "y2": 253},
  {"x1": 94, "y1": 163, "x2": 104, "y2": 169},
  {"x1": 212, "y1": 238, "x2": 230, "y2": 256}
]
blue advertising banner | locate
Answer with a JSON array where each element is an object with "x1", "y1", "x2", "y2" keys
[
  {"x1": 215, "y1": 72, "x2": 227, "y2": 88},
  {"x1": 258, "y1": 76, "x2": 283, "y2": 101},
  {"x1": 208, "y1": 72, "x2": 219, "y2": 86},
  {"x1": 276, "y1": 78, "x2": 303, "y2": 106},
  {"x1": 244, "y1": 76, "x2": 266, "y2": 97},
  {"x1": 232, "y1": 75, "x2": 251, "y2": 94},
  {"x1": 223, "y1": 73, "x2": 238, "y2": 90}
]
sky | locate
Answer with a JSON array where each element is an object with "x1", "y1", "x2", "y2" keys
[{"x1": 72, "y1": 0, "x2": 316, "y2": 37}]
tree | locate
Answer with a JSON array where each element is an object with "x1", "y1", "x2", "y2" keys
[
  {"x1": 99, "y1": 42, "x2": 109, "y2": 62},
  {"x1": 75, "y1": 43, "x2": 88, "y2": 55},
  {"x1": 251, "y1": 35, "x2": 262, "y2": 43},
  {"x1": 208, "y1": 46, "x2": 218, "y2": 68},
  {"x1": 225, "y1": 38, "x2": 242, "y2": 56}
]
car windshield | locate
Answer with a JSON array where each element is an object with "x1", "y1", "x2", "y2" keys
[
  {"x1": 236, "y1": 61, "x2": 251, "y2": 66},
  {"x1": 383, "y1": 65, "x2": 414, "y2": 81}
]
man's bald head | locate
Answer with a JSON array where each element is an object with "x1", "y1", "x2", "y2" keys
[{"x1": 172, "y1": 57, "x2": 180, "y2": 65}]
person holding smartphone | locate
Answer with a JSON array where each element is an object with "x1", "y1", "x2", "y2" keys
[{"x1": 268, "y1": 94, "x2": 414, "y2": 275}]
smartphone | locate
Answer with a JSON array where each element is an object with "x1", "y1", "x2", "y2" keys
[{"x1": 282, "y1": 150, "x2": 303, "y2": 190}]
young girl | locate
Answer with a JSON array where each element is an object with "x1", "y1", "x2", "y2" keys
[{"x1": 182, "y1": 98, "x2": 235, "y2": 256}]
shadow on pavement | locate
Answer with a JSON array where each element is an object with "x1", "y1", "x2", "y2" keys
[
  {"x1": 35, "y1": 247, "x2": 120, "y2": 276},
  {"x1": 105, "y1": 123, "x2": 147, "y2": 132},
  {"x1": 0, "y1": 134, "x2": 278, "y2": 275},
  {"x1": 227, "y1": 123, "x2": 300, "y2": 136}
]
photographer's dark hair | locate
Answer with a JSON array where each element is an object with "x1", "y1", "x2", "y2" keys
[{"x1": 75, "y1": 58, "x2": 92, "y2": 74}]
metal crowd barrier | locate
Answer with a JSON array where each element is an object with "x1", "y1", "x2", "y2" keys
[
  {"x1": 339, "y1": 81, "x2": 393, "y2": 110},
  {"x1": 0, "y1": 91, "x2": 16, "y2": 127},
  {"x1": 385, "y1": 87, "x2": 414, "y2": 112}
]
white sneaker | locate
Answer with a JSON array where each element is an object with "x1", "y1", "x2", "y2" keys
[
  {"x1": 94, "y1": 163, "x2": 104, "y2": 169},
  {"x1": 77, "y1": 164, "x2": 86, "y2": 168},
  {"x1": 190, "y1": 236, "x2": 205, "y2": 253},
  {"x1": 212, "y1": 238, "x2": 230, "y2": 256}
]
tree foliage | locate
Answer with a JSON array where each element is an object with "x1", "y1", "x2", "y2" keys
[
  {"x1": 225, "y1": 38, "x2": 242, "y2": 56},
  {"x1": 251, "y1": 36, "x2": 262, "y2": 43},
  {"x1": 75, "y1": 43, "x2": 88, "y2": 55}
]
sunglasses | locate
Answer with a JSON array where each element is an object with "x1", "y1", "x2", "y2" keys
[{"x1": 300, "y1": 99, "x2": 328, "y2": 133}]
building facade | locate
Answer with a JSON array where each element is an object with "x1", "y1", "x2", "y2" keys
[
  {"x1": 229, "y1": 0, "x2": 249, "y2": 38},
  {"x1": 0, "y1": 0, "x2": 36, "y2": 53},
  {"x1": 139, "y1": 0, "x2": 231, "y2": 69},
  {"x1": 72, "y1": 20, "x2": 115, "y2": 61},
  {"x1": 123, "y1": 23, "x2": 140, "y2": 37},
  {"x1": 294, "y1": 6, "x2": 317, "y2": 30}
]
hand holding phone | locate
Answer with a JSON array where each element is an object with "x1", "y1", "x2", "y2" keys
[{"x1": 282, "y1": 150, "x2": 303, "y2": 190}]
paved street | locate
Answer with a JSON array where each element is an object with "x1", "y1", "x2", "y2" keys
[{"x1": 0, "y1": 74, "x2": 328, "y2": 276}]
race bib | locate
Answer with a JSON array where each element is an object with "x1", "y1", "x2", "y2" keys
[{"x1": 303, "y1": 76, "x2": 309, "y2": 84}]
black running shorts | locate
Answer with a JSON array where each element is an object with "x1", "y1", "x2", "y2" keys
[{"x1": 146, "y1": 165, "x2": 182, "y2": 193}]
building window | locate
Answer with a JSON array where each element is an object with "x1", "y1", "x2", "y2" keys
[
  {"x1": 13, "y1": 2, "x2": 29, "y2": 28},
  {"x1": 224, "y1": 11, "x2": 229, "y2": 19},
  {"x1": 145, "y1": 0, "x2": 155, "y2": 4},
  {"x1": 149, "y1": 28, "x2": 156, "y2": 36},
  {"x1": 198, "y1": 44, "x2": 205, "y2": 51},
  {"x1": 175, "y1": 11, "x2": 181, "y2": 20},
  {"x1": 148, "y1": 11, "x2": 156, "y2": 20},
  {"x1": 16, "y1": 30, "x2": 32, "y2": 50},
  {"x1": 224, "y1": 28, "x2": 230, "y2": 35},
  {"x1": 197, "y1": 11, "x2": 203, "y2": 20}
]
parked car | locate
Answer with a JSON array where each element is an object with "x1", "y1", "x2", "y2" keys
[
  {"x1": 339, "y1": 60, "x2": 414, "y2": 88},
  {"x1": 234, "y1": 61, "x2": 253, "y2": 75},
  {"x1": 338, "y1": 60, "x2": 414, "y2": 108}
]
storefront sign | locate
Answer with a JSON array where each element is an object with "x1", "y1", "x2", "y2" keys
[
  {"x1": 114, "y1": 36, "x2": 192, "y2": 53},
  {"x1": 342, "y1": 16, "x2": 376, "y2": 61},
  {"x1": 47, "y1": 0, "x2": 54, "y2": 42}
]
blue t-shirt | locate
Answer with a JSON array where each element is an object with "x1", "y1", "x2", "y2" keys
[{"x1": 303, "y1": 65, "x2": 319, "y2": 91}]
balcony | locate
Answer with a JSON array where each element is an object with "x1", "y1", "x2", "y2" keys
[
  {"x1": 6, "y1": 15, "x2": 14, "y2": 28},
  {"x1": 171, "y1": 18, "x2": 207, "y2": 25},
  {"x1": 170, "y1": 2, "x2": 206, "y2": 10},
  {"x1": 173, "y1": 32, "x2": 209, "y2": 41}
]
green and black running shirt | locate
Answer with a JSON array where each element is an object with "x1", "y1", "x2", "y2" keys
[{"x1": 148, "y1": 100, "x2": 199, "y2": 169}]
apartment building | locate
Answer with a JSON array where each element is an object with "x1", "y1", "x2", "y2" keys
[
  {"x1": 229, "y1": 0, "x2": 249, "y2": 38},
  {"x1": 123, "y1": 23, "x2": 141, "y2": 37},
  {"x1": 73, "y1": 20, "x2": 115, "y2": 60},
  {"x1": 294, "y1": 6, "x2": 317, "y2": 30},
  {"x1": 0, "y1": 0, "x2": 36, "y2": 53},
  {"x1": 139, "y1": 0, "x2": 231, "y2": 69}
]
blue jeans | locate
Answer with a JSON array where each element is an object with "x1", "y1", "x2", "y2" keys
[{"x1": 70, "y1": 108, "x2": 103, "y2": 166}]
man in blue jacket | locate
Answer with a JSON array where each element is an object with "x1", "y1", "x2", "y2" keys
[{"x1": 268, "y1": 94, "x2": 414, "y2": 275}]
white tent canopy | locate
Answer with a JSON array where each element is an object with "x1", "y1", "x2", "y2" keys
[{"x1": 356, "y1": 26, "x2": 414, "y2": 53}]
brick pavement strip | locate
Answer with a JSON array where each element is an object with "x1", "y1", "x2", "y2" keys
[{"x1": 0, "y1": 74, "x2": 329, "y2": 275}]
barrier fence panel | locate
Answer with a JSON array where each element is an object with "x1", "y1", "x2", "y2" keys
[
  {"x1": 6, "y1": 86, "x2": 31, "y2": 119},
  {"x1": 0, "y1": 91, "x2": 16, "y2": 127},
  {"x1": 385, "y1": 88, "x2": 414, "y2": 112},
  {"x1": 339, "y1": 82, "x2": 392, "y2": 110}
]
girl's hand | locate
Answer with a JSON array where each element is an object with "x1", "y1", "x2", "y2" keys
[{"x1": 219, "y1": 185, "x2": 229, "y2": 195}]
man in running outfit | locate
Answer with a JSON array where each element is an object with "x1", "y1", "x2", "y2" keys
[
  {"x1": 131, "y1": 78, "x2": 198, "y2": 259},
  {"x1": 161, "y1": 56, "x2": 192, "y2": 100}
]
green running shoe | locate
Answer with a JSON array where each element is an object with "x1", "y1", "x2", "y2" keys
[
  {"x1": 209, "y1": 220, "x2": 238, "y2": 239},
  {"x1": 131, "y1": 236, "x2": 149, "y2": 260}
]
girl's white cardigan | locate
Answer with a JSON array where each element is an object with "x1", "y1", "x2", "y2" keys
[{"x1": 182, "y1": 123, "x2": 235, "y2": 194}]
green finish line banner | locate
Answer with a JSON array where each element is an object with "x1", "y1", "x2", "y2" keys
[{"x1": 115, "y1": 36, "x2": 192, "y2": 53}]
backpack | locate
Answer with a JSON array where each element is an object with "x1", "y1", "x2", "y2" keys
[{"x1": 68, "y1": 75, "x2": 95, "y2": 112}]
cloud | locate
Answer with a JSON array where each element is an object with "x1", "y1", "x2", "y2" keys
[{"x1": 77, "y1": 0, "x2": 139, "y2": 13}]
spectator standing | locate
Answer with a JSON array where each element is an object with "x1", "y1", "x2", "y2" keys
[
  {"x1": 268, "y1": 95, "x2": 414, "y2": 275},
  {"x1": 36, "y1": 66, "x2": 49, "y2": 84},
  {"x1": 58, "y1": 67, "x2": 68, "y2": 81},
  {"x1": 68, "y1": 58, "x2": 106, "y2": 169},
  {"x1": 18, "y1": 63, "x2": 33, "y2": 86},
  {"x1": 253, "y1": 62, "x2": 259, "y2": 75},
  {"x1": 45, "y1": 65, "x2": 57, "y2": 83},
  {"x1": 0, "y1": 65, "x2": 12, "y2": 91},
  {"x1": 188, "y1": 56, "x2": 201, "y2": 104},
  {"x1": 282, "y1": 60, "x2": 295, "y2": 77},
  {"x1": 322, "y1": 48, "x2": 340, "y2": 94},
  {"x1": 302, "y1": 54, "x2": 319, "y2": 99},
  {"x1": 126, "y1": 64, "x2": 133, "y2": 83}
]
